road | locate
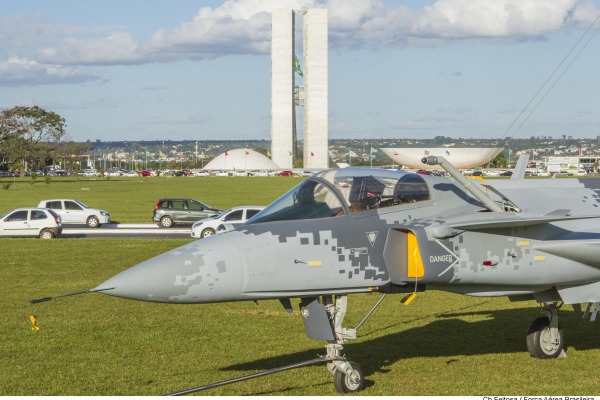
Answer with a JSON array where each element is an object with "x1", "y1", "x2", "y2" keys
[{"x1": 61, "y1": 223, "x2": 192, "y2": 239}]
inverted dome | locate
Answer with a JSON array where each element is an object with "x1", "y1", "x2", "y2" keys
[
  {"x1": 204, "y1": 149, "x2": 280, "y2": 170},
  {"x1": 380, "y1": 148, "x2": 504, "y2": 169}
]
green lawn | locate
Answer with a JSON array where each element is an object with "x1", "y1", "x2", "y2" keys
[
  {"x1": 0, "y1": 176, "x2": 301, "y2": 223},
  {"x1": 2, "y1": 177, "x2": 600, "y2": 395}
]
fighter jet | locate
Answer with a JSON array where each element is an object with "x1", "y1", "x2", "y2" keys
[{"x1": 91, "y1": 155, "x2": 600, "y2": 393}]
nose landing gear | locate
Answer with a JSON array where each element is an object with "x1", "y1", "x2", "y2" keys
[{"x1": 526, "y1": 302, "x2": 566, "y2": 359}]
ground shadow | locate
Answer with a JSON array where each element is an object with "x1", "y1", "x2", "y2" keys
[{"x1": 221, "y1": 306, "x2": 599, "y2": 378}]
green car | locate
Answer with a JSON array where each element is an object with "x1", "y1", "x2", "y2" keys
[{"x1": 152, "y1": 198, "x2": 222, "y2": 228}]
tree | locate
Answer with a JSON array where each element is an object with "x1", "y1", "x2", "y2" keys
[{"x1": 0, "y1": 106, "x2": 66, "y2": 173}]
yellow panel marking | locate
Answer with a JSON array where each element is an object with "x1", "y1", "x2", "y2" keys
[
  {"x1": 534, "y1": 255, "x2": 546, "y2": 261},
  {"x1": 518, "y1": 240, "x2": 530, "y2": 246},
  {"x1": 407, "y1": 232, "x2": 425, "y2": 278},
  {"x1": 308, "y1": 260, "x2": 322, "y2": 267},
  {"x1": 401, "y1": 293, "x2": 417, "y2": 306}
]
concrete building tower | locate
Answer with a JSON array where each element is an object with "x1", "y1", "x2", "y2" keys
[
  {"x1": 302, "y1": 8, "x2": 328, "y2": 170},
  {"x1": 271, "y1": 10, "x2": 295, "y2": 169},
  {"x1": 271, "y1": 9, "x2": 328, "y2": 170}
]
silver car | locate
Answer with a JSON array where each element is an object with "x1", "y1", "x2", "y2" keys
[
  {"x1": 0, "y1": 208, "x2": 62, "y2": 239},
  {"x1": 191, "y1": 206, "x2": 264, "y2": 238},
  {"x1": 37, "y1": 199, "x2": 110, "y2": 228}
]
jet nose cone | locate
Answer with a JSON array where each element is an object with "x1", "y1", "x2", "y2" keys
[{"x1": 95, "y1": 237, "x2": 245, "y2": 303}]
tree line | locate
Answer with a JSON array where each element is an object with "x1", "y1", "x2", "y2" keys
[{"x1": 0, "y1": 106, "x2": 89, "y2": 177}]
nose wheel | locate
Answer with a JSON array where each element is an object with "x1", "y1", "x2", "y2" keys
[
  {"x1": 320, "y1": 295, "x2": 368, "y2": 393},
  {"x1": 526, "y1": 302, "x2": 566, "y2": 359},
  {"x1": 333, "y1": 360, "x2": 364, "y2": 393}
]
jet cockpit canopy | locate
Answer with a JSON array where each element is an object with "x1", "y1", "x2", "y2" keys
[{"x1": 248, "y1": 168, "x2": 430, "y2": 224}]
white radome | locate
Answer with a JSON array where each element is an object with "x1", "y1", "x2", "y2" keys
[{"x1": 204, "y1": 149, "x2": 280, "y2": 171}]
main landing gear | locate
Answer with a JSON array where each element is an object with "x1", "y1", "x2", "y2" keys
[{"x1": 526, "y1": 302, "x2": 565, "y2": 359}]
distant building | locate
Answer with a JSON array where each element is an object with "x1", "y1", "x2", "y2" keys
[
  {"x1": 380, "y1": 148, "x2": 504, "y2": 169},
  {"x1": 204, "y1": 149, "x2": 279, "y2": 171},
  {"x1": 271, "y1": 9, "x2": 328, "y2": 170}
]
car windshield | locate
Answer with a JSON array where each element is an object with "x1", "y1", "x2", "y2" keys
[
  {"x1": 75, "y1": 200, "x2": 90, "y2": 209},
  {"x1": 215, "y1": 209, "x2": 232, "y2": 219}
]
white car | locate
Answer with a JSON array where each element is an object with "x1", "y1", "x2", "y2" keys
[
  {"x1": 121, "y1": 170, "x2": 138, "y2": 177},
  {"x1": 78, "y1": 169, "x2": 99, "y2": 177},
  {"x1": 37, "y1": 199, "x2": 110, "y2": 228},
  {"x1": 0, "y1": 208, "x2": 62, "y2": 239},
  {"x1": 249, "y1": 170, "x2": 269, "y2": 177},
  {"x1": 191, "y1": 206, "x2": 264, "y2": 239}
]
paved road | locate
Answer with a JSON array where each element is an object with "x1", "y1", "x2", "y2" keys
[{"x1": 61, "y1": 223, "x2": 192, "y2": 239}]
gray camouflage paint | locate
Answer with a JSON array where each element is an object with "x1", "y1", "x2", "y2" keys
[{"x1": 96, "y1": 169, "x2": 600, "y2": 306}]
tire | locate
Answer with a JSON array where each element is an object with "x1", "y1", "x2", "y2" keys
[
  {"x1": 39, "y1": 230, "x2": 54, "y2": 239},
  {"x1": 87, "y1": 216, "x2": 100, "y2": 228},
  {"x1": 526, "y1": 316, "x2": 564, "y2": 358},
  {"x1": 160, "y1": 216, "x2": 174, "y2": 228},
  {"x1": 201, "y1": 228, "x2": 216, "y2": 238},
  {"x1": 333, "y1": 361, "x2": 364, "y2": 393}
]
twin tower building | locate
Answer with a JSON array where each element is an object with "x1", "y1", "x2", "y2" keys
[{"x1": 271, "y1": 9, "x2": 328, "y2": 170}]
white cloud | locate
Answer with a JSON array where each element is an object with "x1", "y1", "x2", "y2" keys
[
  {"x1": 1, "y1": 0, "x2": 599, "y2": 85},
  {"x1": 0, "y1": 57, "x2": 100, "y2": 86},
  {"x1": 147, "y1": 0, "x2": 319, "y2": 59},
  {"x1": 411, "y1": 0, "x2": 580, "y2": 38},
  {"x1": 38, "y1": 31, "x2": 143, "y2": 65}
]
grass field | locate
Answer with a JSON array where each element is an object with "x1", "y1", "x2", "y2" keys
[
  {"x1": 0, "y1": 175, "x2": 301, "y2": 223},
  {"x1": 2, "y1": 176, "x2": 600, "y2": 395}
]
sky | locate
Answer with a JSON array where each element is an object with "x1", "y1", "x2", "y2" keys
[{"x1": 1, "y1": 0, "x2": 600, "y2": 142}]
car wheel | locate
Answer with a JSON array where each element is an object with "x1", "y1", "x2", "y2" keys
[
  {"x1": 201, "y1": 228, "x2": 216, "y2": 238},
  {"x1": 87, "y1": 216, "x2": 100, "y2": 228},
  {"x1": 160, "y1": 216, "x2": 174, "y2": 228},
  {"x1": 39, "y1": 230, "x2": 55, "y2": 239}
]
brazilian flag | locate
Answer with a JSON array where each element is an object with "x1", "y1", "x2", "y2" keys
[{"x1": 294, "y1": 54, "x2": 303, "y2": 77}]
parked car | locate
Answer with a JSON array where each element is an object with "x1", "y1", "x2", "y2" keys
[
  {"x1": 279, "y1": 170, "x2": 294, "y2": 177},
  {"x1": 0, "y1": 208, "x2": 62, "y2": 239},
  {"x1": 139, "y1": 170, "x2": 154, "y2": 177},
  {"x1": 190, "y1": 206, "x2": 265, "y2": 239},
  {"x1": 37, "y1": 199, "x2": 110, "y2": 228},
  {"x1": 248, "y1": 170, "x2": 269, "y2": 177},
  {"x1": 152, "y1": 198, "x2": 223, "y2": 228},
  {"x1": 78, "y1": 169, "x2": 99, "y2": 177}
]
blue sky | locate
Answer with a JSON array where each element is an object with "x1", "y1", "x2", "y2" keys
[{"x1": 1, "y1": 0, "x2": 600, "y2": 142}]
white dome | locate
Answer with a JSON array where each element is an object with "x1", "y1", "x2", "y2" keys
[
  {"x1": 204, "y1": 149, "x2": 280, "y2": 170},
  {"x1": 380, "y1": 148, "x2": 503, "y2": 169}
]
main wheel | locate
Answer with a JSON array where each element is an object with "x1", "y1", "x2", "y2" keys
[
  {"x1": 87, "y1": 216, "x2": 100, "y2": 228},
  {"x1": 333, "y1": 361, "x2": 364, "y2": 393},
  {"x1": 526, "y1": 316, "x2": 564, "y2": 358},
  {"x1": 39, "y1": 230, "x2": 55, "y2": 239},
  {"x1": 201, "y1": 228, "x2": 216, "y2": 238},
  {"x1": 160, "y1": 216, "x2": 174, "y2": 228}
]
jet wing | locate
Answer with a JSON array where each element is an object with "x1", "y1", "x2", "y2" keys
[{"x1": 447, "y1": 212, "x2": 600, "y2": 231}]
